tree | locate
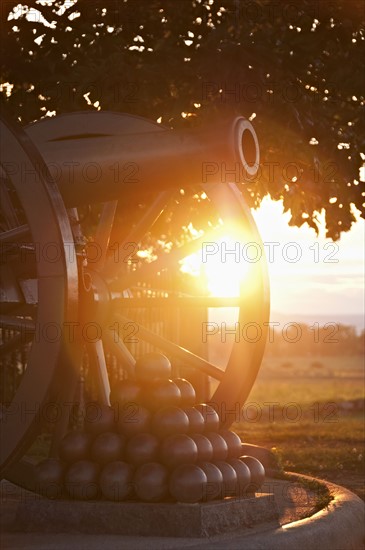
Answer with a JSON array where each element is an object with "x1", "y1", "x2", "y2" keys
[{"x1": 1, "y1": 0, "x2": 364, "y2": 239}]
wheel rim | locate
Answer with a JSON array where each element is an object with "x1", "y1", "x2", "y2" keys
[
  {"x1": 0, "y1": 114, "x2": 79, "y2": 474},
  {"x1": 206, "y1": 182, "x2": 269, "y2": 425}
]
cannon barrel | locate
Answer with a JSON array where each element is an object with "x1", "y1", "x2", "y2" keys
[{"x1": 27, "y1": 113, "x2": 259, "y2": 207}]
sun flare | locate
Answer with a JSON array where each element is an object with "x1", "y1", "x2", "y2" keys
[{"x1": 180, "y1": 235, "x2": 251, "y2": 297}]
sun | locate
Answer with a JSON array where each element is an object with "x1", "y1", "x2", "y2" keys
[{"x1": 180, "y1": 234, "x2": 251, "y2": 297}]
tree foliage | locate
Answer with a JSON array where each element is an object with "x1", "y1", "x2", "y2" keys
[{"x1": 1, "y1": 0, "x2": 364, "y2": 239}]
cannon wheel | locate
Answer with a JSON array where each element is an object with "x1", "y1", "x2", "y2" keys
[
  {"x1": 0, "y1": 114, "x2": 79, "y2": 476},
  {"x1": 1, "y1": 112, "x2": 269, "y2": 488}
]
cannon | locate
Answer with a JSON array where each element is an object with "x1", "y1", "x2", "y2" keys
[{"x1": 0, "y1": 111, "x2": 269, "y2": 489}]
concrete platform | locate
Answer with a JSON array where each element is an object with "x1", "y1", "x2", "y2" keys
[
  {"x1": 1, "y1": 473, "x2": 364, "y2": 549},
  {"x1": 9, "y1": 493, "x2": 279, "y2": 537}
]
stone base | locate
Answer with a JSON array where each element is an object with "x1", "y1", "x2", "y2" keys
[{"x1": 14, "y1": 493, "x2": 279, "y2": 537}]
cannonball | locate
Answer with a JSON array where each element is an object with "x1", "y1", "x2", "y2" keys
[
  {"x1": 90, "y1": 432, "x2": 125, "y2": 465},
  {"x1": 110, "y1": 379, "x2": 143, "y2": 407},
  {"x1": 194, "y1": 404, "x2": 220, "y2": 432},
  {"x1": 227, "y1": 458, "x2": 251, "y2": 496},
  {"x1": 160, "y1": 434, "x2": 198, "y2": 469},
  {"x1": 205, "y1": 432, "x2": 228, "y2": 461},
  {"x1": 214, "y1": 461, "x2": 237, "y2": 498},
  {"x1": 189, "y1": 433, "x2": 213, "y2": 462},
  {"x1": 239, "y1": 455, "x2": 265, "y2": 492},
  {"x1": 144, "y1": 379, "x2": 181, "y2": 411},
  {"x1": 126, "y1": 433, "x2": 159, "y2": 465},
  {"x1": 84, "y1": 403, "x2": 116, "y2": 435},
  {"x1": 172, "y1": 378, "x2": 196, "y2": 406},
  {"x1": 151, "y1": 406, "x2": 189, "y2": 438},
  {"x1": 134, "y1": 462, "x2": 169, "y2": 502},
  {"x1": 34, "y1": 458, "x2": 65, "y2": 499},
  {"x1": 169, "y1": 464, "x2": 207, "y2": 503},
  {"x1": 219, "y1": 429, "x2": 242, "y2": 458},
  {"x1": 65, "y1": 460, "x2": 100, "y2": 500},
  {"x1": 99, "y1": 461, "x2": 134, "y2": 501},
  {"x1": 183, "y1": 407, "x2": 205, "y2": 433},
  {"x1": 135, "y1": 352, "x2": 171, "y2": 382},
  {"x1": 198, "y1": 461, "x2": 224, "y2": 501},
  {"x1": 58, "y1": 430, "x2": 91, "y2": 463},
  {"x1": 117, "y1": 405, "x2": 151, "y2": 438}
]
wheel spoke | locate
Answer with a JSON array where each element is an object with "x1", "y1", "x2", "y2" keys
[
  {"x1": 109, "y1": 225, "x2": 223, "y2": 290},
  {"x1": 92, "y1": 201, "x2": 118, "y2": 271},
  {"x1": 116, "y1": 314, "x2": 224, "y2": 381},
  {"x1": 104, "y1": 329, "x2": 136, "y2": 376},
  {"x1": 86, "y1": 340, "x2": 111, "y2": 407},
  {"x1": 104, "y1": 191, "x2": 170, "y2": 282},
  {"x1": 0, "y1": 224, "x2": 30, "y2": 244},
  {"x1": 0, "y1": 176, "x2": 20, "y2": 228}
]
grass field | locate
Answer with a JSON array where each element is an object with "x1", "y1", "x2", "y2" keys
[{"x1": 233, "y1": 354, "x2": 365, "y2": 500}]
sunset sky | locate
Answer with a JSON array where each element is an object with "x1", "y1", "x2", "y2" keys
[
  {"x1": 182, "y1": 194, "x2": 364, "y2": 332},
  {"x1": 251, "y1": 197, "x2": 364, "y2": 324}
]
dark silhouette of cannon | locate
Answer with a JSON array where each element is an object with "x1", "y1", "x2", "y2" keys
[{"x1": 0, "y1": 111, "x2": 269, "y2": 489}]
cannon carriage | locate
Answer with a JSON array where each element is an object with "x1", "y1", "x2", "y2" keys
[{"x1": 0, "y1": 110, "x2": 269, "y2": 490}]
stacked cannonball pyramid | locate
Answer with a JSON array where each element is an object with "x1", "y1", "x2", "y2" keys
[{"x1": 35, "y1": 353, "x2": 265, "y2": 503}]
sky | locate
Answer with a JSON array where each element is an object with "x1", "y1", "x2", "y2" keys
[
  {"x1": 251, "y1": 197, "x2": 365, "y2": 325},
  {"x1": 182, "y1": 194, "x2": 364, "y2": 332}
]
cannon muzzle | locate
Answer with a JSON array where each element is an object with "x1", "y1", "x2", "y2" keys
[{"x1": 26, "y1": 112, "x2": 259, "y2": 207}]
